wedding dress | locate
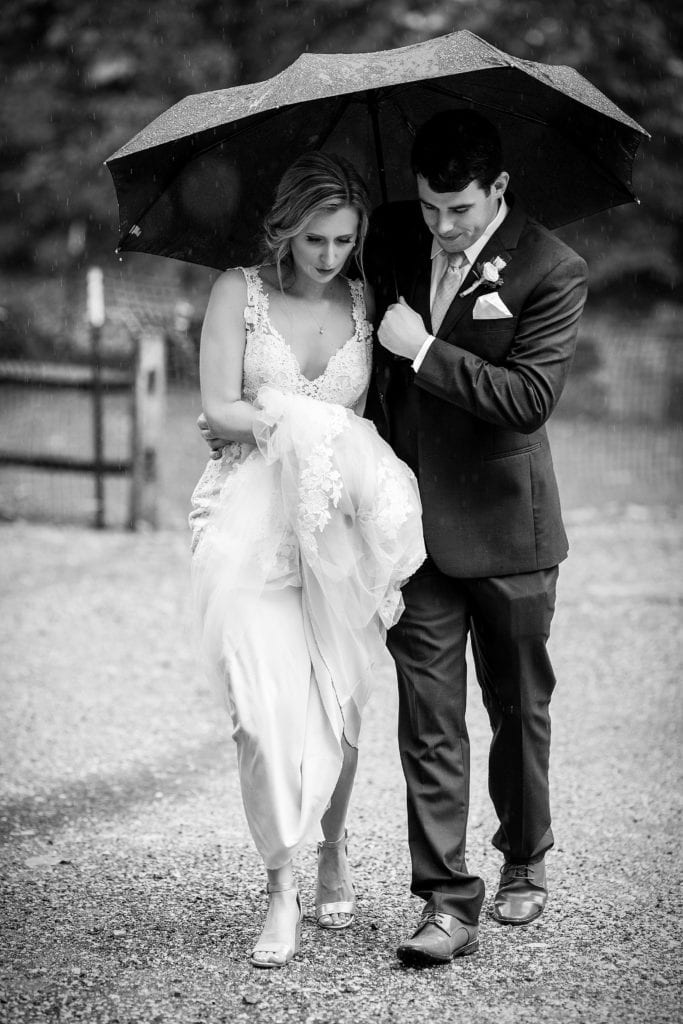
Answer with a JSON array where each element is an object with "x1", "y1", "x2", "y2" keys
[{"x1": 189, "y1": 267, "x2": 425, "y2": 869}]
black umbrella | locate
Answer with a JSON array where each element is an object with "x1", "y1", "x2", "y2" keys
[{"x1": 105, "y1": 29, "x2": 648, "y2": 271}]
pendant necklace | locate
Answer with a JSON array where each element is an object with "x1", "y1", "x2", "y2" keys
[{"x1": 286, "y1": 291, "x2": 331, "y2": 335}]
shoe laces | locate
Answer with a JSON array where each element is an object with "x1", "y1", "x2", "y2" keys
[
  {"x1": 418, "y1": 912, "x2": 453, "y2": 936},
  {"x1": 423, "y1": 912, "x2": 449, "y2": 927},
  {"x1": 505, "y1": 864, "x2": 531, "y2": 879}
]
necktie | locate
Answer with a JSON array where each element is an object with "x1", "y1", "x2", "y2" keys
[{"x1": 431, "y1": 252, "x2": 468, "y2": 334}]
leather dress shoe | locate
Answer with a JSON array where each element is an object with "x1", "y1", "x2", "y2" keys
[
  {"x1": 397, "y1": 912, "x2": 479, "y2": 966},
  {"x1": 492, "y1": 859, "x2": 547, "y2": 925}
]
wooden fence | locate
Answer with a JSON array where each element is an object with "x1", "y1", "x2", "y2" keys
[{"x1": 0, "y1": 330, "x2": 166, "y2": 530}]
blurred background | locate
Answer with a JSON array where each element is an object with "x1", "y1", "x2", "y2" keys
[{"x1": 1, "y1": 0, "x2": 681, "y2": 529}]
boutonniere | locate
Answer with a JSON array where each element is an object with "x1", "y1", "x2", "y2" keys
[{"x1": 460, "y1": 255, "x2": 508, "y2": 297}]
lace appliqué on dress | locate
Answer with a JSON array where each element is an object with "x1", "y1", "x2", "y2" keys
[
  {"x1": 371, "y1": 458, "x2": 415, "y2": 541},
  {"x1": 296, "y1": 405, "x2": 349, "y2": 558},
  {"x1": 188, "y1": 441, "x2": 244, "y2": 553}
]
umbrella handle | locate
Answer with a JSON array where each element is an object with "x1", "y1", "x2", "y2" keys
[{"x1": 367, "y1": 94, "x2": 399, "y2": 301}]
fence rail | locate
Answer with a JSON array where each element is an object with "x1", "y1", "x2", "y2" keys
[
  {"x1": 0, "y1": 331, "x2": 165, "y2": 530},
  {"x1": 0, "y1": 362, "x2": 132, "y2": 390}
]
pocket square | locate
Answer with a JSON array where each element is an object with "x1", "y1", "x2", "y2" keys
[{"x1": 472, "y1": 292, "x2": 513, "y2": 319}]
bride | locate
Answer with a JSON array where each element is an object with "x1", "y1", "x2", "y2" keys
[{"x1": 189, "y1": 152, "x2": 425, "y2": 967}]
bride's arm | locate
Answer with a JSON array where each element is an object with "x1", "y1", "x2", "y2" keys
[{"x1": 199, "y1": 270, "x2": 258, "y2": 444}]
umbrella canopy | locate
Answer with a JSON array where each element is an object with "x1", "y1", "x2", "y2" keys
[{"x1": 105, "y1": 30, "x2": 648, "y2": 271}]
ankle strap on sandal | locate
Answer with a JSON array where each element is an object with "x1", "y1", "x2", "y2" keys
[
  {"x1": 266, "y1": 881, "x2": 298, "y2": 894},
  {"x1": 317, "y1": 829, "x2": 349, "y2": 851}
]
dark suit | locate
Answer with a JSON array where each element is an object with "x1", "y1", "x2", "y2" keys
[{"x1": 365, "y1": 196, "x2": 588, "y2": 925}]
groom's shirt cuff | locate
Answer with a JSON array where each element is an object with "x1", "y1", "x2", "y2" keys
[{"x1": 412, "y1": 334, "x2": 436, "y2": 372}]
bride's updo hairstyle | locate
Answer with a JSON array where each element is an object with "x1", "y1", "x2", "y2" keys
[{"x1": 262, "y1": 152, "x2": 371, "y2": 286}]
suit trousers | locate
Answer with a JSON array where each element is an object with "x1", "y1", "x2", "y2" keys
[{"x1": 387, "y1": 556, "x2": 558, "y2": 925}]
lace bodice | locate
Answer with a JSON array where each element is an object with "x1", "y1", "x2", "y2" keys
[
  {"x1": 189, "y1": 265, "x2": 374, "y2": 552},
  {"x1": 240, "y1": 266, "x2": 373, "y2": 407}
]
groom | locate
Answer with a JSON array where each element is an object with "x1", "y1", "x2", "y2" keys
[{"x1": 364, "y1": 110, "x2": 588, "y2": 965}]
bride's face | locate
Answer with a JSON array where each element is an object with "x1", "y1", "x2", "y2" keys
[{"x1": 290, "y1": 206, "x2": 359, "y2": 285}]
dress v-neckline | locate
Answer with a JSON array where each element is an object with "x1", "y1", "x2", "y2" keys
[{"x1": 253, "y1": 269, "x2": 357, "y2": 385}]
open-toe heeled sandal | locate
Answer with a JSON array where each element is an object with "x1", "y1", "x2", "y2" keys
[
  {"x1": 250, "y1": 882, "x2": 303, "y2": 968},
  {"x1": 315, "y1": 831, "x2": 355, "y2": 930}
]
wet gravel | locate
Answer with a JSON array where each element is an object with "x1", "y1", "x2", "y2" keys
[{"x1": 0, "y1": 505, "x2": 681, "y2": 1023}]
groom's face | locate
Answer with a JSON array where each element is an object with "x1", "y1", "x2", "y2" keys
[{"x1": 417, "y1": 173, "x2": 508, "y2": 253}]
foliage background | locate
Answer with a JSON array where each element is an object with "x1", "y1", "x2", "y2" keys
[{"x1": 1, "y1": 0, "x2": 681, "y2": 316}]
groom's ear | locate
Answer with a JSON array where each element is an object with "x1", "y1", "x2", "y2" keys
[{"x1": 492, "y1": 172, "x2": 509, "y2": 197}]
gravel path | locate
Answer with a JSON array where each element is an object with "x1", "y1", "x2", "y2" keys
[{"x1": 0, "y1": 506, "x2": 681, "y2": 1023}]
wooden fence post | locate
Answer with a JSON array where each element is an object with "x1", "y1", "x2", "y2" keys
[
  {"x1": 128, "y1": 330, "x2": 166, "y2": 530},
  {"x1": 1, "y1": 269, "x2": 167, "y2": 530},
  {"x1": 87, "y1": 267, "x2": 106, "y2": 529}
]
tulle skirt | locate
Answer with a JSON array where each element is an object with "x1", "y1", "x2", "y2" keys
[{"x1": 190, "y1": 387, "x2": 425, "y2": 868}]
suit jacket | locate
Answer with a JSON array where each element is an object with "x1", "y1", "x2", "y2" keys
[{"x1": 364, "y1": 197, "x2": 588, "y2": 578}]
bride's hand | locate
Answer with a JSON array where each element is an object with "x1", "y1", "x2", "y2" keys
[{"x1": 197, "y1": 412, "x2": 228, "y2": 460}]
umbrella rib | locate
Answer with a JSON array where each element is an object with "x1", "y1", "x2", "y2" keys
[
  {"x1": 191, "y1": 98, "x2": 354, "y2": 159},
  {"x1": 181, "y1": 104, "x2": 313, "y2": 161},
  {"x1": 311, "y1": 95, "x2": 353, "y2": 149},
  {"x1": 416, "y1": 81, "x2": 551, "y2": 126}
]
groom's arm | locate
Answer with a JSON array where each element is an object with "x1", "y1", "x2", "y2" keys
[
  {"x1": 379, "y1": 242, "x2": 588, "y2": 435},
  {"x1": 415, "y1": 251, "x2": 587, "y2": 433}
]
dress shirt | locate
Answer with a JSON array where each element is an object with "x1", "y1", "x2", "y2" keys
[{"x1": 412, "y1": 197, "x2": 509, "y2": 372}]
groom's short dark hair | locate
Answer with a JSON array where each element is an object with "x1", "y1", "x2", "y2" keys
[{"x1": 411, "y1": 110, "x2": 504, "y2": 194}]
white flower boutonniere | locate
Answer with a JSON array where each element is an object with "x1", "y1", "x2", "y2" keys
[{"x1": 460, "y1": 255, "x2": 508, "y2": 298}]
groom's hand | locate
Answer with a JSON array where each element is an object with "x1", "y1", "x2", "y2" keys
[
  {"x1": 378, "y1": 297, "x2": 428, "y2": 361},
  {"x1": 197, "y1": 412, "x2": 228, "y2": 460}
]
